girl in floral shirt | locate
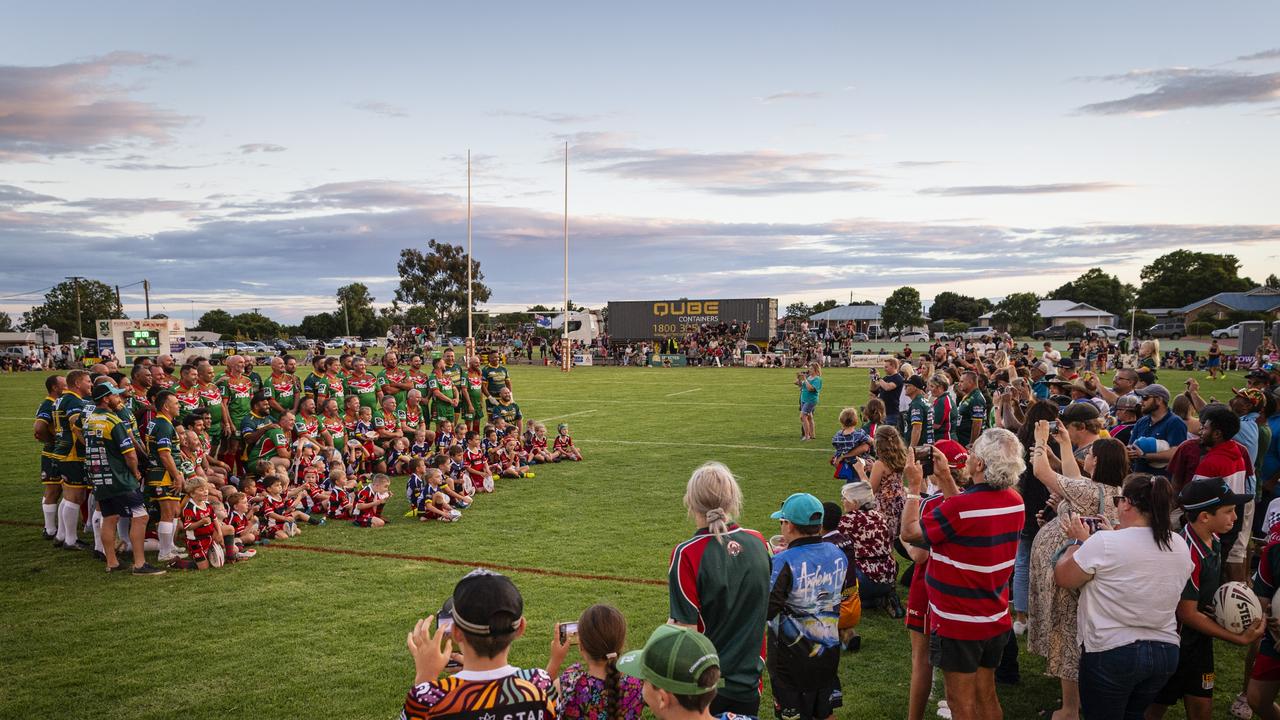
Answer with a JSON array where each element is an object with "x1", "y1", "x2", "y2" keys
[{"x1": 546, "y1": 604, "x2": 645, "y2": 720}]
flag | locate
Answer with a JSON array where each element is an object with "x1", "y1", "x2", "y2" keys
[{"x1": 535, "y1": 314, "x2": 552, "y2": 329}]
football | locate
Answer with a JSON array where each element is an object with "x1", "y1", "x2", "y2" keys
[{"x1": 1213, "y1": 581, "x2": 1261, "y2": 634}]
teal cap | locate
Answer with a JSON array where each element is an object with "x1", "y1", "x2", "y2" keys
[{"x1": 770, "y1": 492, "x2": 824, "y2": 525}]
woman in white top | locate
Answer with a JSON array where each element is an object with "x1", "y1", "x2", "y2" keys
[{"x1": 1053, "y1": 473, "x2": 1192, "y2": 720}]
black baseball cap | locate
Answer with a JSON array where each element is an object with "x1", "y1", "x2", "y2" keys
[
  {"x1": 251, "y1": 390, "x2": 271, "y2": 404},
  {"x1": 451, "y1": 569, "x2": 523, "y2": 636},
  {"x1": 1057, "y1": 358, "x2": 1075, "y2": 370},
  {"x1": 1180, "y1": 477, "x2": 1251, "y2": 515},
  {"x1": 1060, "y1": 402, "x2": 1101, "y2": 423},
  {"x1": 905, "y1": 375, "x2": 927, "y2": 390}
]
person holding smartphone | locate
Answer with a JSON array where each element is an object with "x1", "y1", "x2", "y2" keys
[{"x1": 1027, "y1": 420, "x2": 1126, "y2": 720}]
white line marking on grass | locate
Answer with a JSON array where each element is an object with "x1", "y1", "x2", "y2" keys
[
  {"x1": 579, "y1": 438, "x2": 830, "y2": 453},
  {"x1": 517, "y1": 397, "x2": 762, "y2": 407},
  {"x1": 664, "y1": 388, "x2": 702, "y2": 397},
  {"x1": 536, "y1": 409, "x2": 598, "y2": 422}
]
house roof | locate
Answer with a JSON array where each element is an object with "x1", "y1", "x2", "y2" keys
[
  {"x1": 979, "y1": 300, "x2": 1114, "y2": 322},
  {"x1": 1177, "y1": 287, "x2": 1280, "y2": 315},
  {"x1": 809, "y1": 304, "x2": 883, "y2": 322}
]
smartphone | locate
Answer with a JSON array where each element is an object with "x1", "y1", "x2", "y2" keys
[
  {"x1": 1047, "y1": 420, "x2": 1060, "y2": 433},
  {"x1": 437, "y1": 616, "x2": 454, "y2": 633},
  {"x1": 559, "y1": 621, "x2": 580, "y2": 645},
  {"x1": 1081, "y1": 515, "x2": 1105, "y2": 534},
  {"x1": 914, "y1": 445, "x2": 935, "y2": 476}
]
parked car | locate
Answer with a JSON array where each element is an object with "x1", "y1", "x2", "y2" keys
[
  {"x1": 866, "y1": 324, "x2": 886, "y2": 339},
  {"x1": 1031, "y1": 325, "x2": 1086, "y2": 341},
  {"x1": 962, "y1": 326, "x2": 996, "y2": 340},
  {"x1": 848, "y1": 332, "x2": 869, "y2": 342},
  {"x1": 233, "y1": 342, "x2": 256, "y2": 352},
  {"x1": 271, "y1": 339, "x2": 293, "y2": 351},
  {"x1": 291, "y1": 336, "x2": 310, "y2": 347},
  {"x1": 1142, "y1": 323, "x2": 1186, "y2": 340},
  {"x1": 1211, "y1": 323, "x2": 1241, "y2": 339},
  {"x1": 1088, "y1": 325, "x2": 1129, "y2": 340},
  {"x1": 891, "y1": 331, "x2": 931, "y2": 342}
]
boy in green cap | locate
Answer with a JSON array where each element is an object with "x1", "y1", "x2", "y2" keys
[{"x1": 618, "y1": 624, "x2": 751, "y2": 720}]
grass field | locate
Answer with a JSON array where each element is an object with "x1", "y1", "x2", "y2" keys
[{"x1": 0, "y1": 363, "x2": 1255, "y2": 719}]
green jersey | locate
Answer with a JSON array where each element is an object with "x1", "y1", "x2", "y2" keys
[
  {"x1": 377, "y1": 367, "x2": 411, "y2": 411},
  {"x1": 145, "y1": 414, "x2": 178, "y2": 484},
  {"x1": 429, "y1": 374, "x2": 458, "y2": 420},
  {"x1": 53, "y1": 391, "x2": 90, "y2": 462},
  {"x1": 198, "y1": 383, "x2": 226, "y2": 437},
  {"x1": 217, "y1": 374, "x2": 258, "y2": 431},
  {"x1": 248, "y1": 426, "x2": 289, "y2": 467},
  {"x1": 266, "y1": 373, "x2": 300, "y2": 419},
  {"x1": 84, "y1": 408, "x2": 138, "y2": 499},
  {"x1": 344, "y1": 372, "x2": 380, "y2": 411},
  {"x1": 486, "y1": 399, "x2": 522, "y2": 425},
  {"x1": 906, "y1": 394, "x2": 934, "y2": 445},
  {"x1": 955, "y1": 389, "x2": 987, "y2": 447},
  {"x1": 481, "y1": 364, "x2": 509, "y2": 396},
  {"x1": 36, "y1": 395, "x2": 58, "y2": 458}
]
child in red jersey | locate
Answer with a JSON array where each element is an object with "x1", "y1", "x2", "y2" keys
[
  {"x1": 553, "y1": 423, "x2": 583, "y2": 461},
  {"x1": 181, "y1": 479, "x2": 227, "y2": 569},
  {"x1": 498, "y1": 436, "x2": 534, "y2": 479},
  {"x1": 352, "y1": 473, "x2": 392, "y2": 528},
  {"x1": 225, "y1": 491, "x2": 258, "y2": 558},
  {"x1": 463, "y1": 432, "x2": 495, "y2": 493},
  {"x1": 260, "y1": 475, "x2": 305, "y2": 540},
  {"x1": 326, "y1": 467, "x2": 356, "y2": 520},
  {"x1": 527, "y1": 422, "x2": 554, "y2": 464}
]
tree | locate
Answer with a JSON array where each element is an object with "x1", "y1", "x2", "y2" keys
[
  {"x1": 394, "y1": 240, "x2": 492, "y2": 337},
  {"x1": 298, "y1": 312, "x2": 341, "y2": 339},
  {"x1": 812, "y1": 299, "x2": 839, "y2": 314},
  {"x1": 229, "y1": 311, "x2": 281, "y2": 340},
  {"x1": 1266, "y1": 273, "x2": 1279, "y2": 290},
  {"x1": 881, "y1": 287, "x2": 925, "y2": 335},
  {"x1": 336, "y1": 283, "x2": 379, "y2": 337},
  {"x1": 21, "y1": 278, "x2": 125, "y2": 339},
  {"x1": 1136, "y1": 251, "x2": 1255, "y2": 309},
  {"x1": 991, "y1": 292, "x2": 1041, "y2": 336},
  {"x1": 197, "y1": 309, "x2": 235, "y2": 335},
  {"x1": 0, "y1": 313, "x2": 14, "y2": 332},
  {"x1": 784, "y1": 302, "x2": 812, "y2": 319},
  {"x1": 929, "y1": 292, "x2": 993, "y2": 323},
  {"x1": 151, "y1": 312, "x2": 169, "y2": 319},
  {"x1": 1047, "y1": 268, "x2": 1136, "y2": 316}
]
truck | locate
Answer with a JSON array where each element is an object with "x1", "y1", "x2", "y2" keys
[{"x1": 606, "y1": 298, "x2": 778, "y2": 346}]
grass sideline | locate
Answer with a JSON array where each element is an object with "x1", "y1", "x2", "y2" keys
[{"x1": 0, "y1": 364, "x2": 1252, "y2": 719}]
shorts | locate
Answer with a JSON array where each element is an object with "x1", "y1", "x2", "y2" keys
[
  {"x1": 41, "y1": 456, "x2": 61, "y2": 484},
  {"x1": 800, "y1": 401, "x2": 817, "y2": 415},
  {"x1": 461, "y1": 407, "x2": 480, "y2": 422},
  {"x1": 352, "y1": 515, "x2": 379, "y2": 527},
  {"x1": 1252, "y1": 652, "x2": 1280, "y2": 682},
  {"x1": 60, "y1": 461, "x2": 90, "y2": 489},
  {"x1": 98, "y1": 491, "x2": 148, "y2": 518},
  {"x1": 1154, "y1": 635, "x2": 1214, "y2": 704},
  {"x1": 1230, "y1": 502, "x2": 1254, "y2": 564},
  {"x1": 905, "y1": 569, "x2": 930, "y2": 634},
  {"x1": 434, "y1": 408, "x2": 457, "y2": 423},
  {"x1": 710, "y1": 694, "x2": 760, "y2": 718},
  {"x1": 772, "y1": 682, "x2": 843, "y2": 720},
  {"x1": 186, "y1": 535, "x2": 214, "y2": 561},
  {"x1": 930, "y1": 630, "x2": 1011, "y2": 673},
  {"x1": 146, "y1": 483, "x2": 181, "y2": 502},
  {"x1": 1207, "y1": 357, "x2": 1221, "y2": 367}
]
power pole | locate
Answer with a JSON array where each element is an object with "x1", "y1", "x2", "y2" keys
[
  {"x1": 115, "y1": 285, "x2": 122, "y2": 315},
  {"x1": 143, "y1": 279, "x2": 151, "y2": 319},
  {"x1": 65, "y1": 276, "x2": 84, "y2": 340}
]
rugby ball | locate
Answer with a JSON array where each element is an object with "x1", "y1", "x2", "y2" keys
[
  {"x1": 1213, "y1": 581, "x2": 1261, "y2": 634},
  {"x1": 208, "y1": 542, "x2": 225, "y2": 568}
]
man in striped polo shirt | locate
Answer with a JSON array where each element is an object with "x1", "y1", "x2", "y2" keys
[{"x1": 901, "y1": 427, "x2": 1024, "y2": 720}]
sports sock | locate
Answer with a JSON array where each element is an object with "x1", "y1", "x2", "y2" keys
[
  {"x1": 58, "y1": 500, "x2": 80, "y2": 544},
  {"x1": 42, "y1": 502, "x2": 58, "y2": 535},
  {"x1": 83, "y1": 495, "x2": 97, "y2": 532},
  {"x1": 91, "y1": 510, "x2": 103, "y2": 552},
  {"x1": 158, "y1": 521, "x2": 175, "y2": 557},
  {"x1": 117, "y1": 517, "x2": 132, "y2": 551}
]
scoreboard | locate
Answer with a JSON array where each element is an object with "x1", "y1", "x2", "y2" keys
[{"x1": 606, "y1": 298, "x2": 777, "y2": 341}]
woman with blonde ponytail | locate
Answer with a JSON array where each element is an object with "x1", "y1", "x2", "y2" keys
[
  {"x1": 546, "y1": 604, "x2": 644, "y2": 719},
  {"x1": 666, "y1": 461, "x2": 771, "y2": 717}
]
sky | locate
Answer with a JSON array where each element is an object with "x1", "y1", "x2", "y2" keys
[{"x1": 2, "y1": 2, "x2": 1279, "y2": 325}]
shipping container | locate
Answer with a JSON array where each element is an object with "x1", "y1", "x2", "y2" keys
[{"x1": 606, "y1": 298, "x2": 777, "y2": 342}]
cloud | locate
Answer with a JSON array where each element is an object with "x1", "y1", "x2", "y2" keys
[
  {"x1": 102, "y1": 161, "x2": 208, "y2": 171},
  {"x1": 896, "y1": 160, "x2": 958, "y2": 168},
  {"x1": 3, "y1": 177, "x2": 1277, "y2": 322},
  {"x1": 238, "y1": 143, "x2": 286, "y2": 154},
  {"x1": 1077, "y1": 67, "x2": 1280, "y2": 114},
  {"x1": 491, "y1": 109, "x2": 603, "y2": 124},
  {"x1": 563, "y1": 134, "x2": 876, "y2": 196},
  {"x1": 1238, "y1": 48, "x2": 1280, "y2": 62},
  {"x1": 61, "y1": 197, "x2": 201, "y2": 214},
  {"x1": 0, "y1": 51, "x2": 189, "y2": 161},
  {"x1": 920, "y1": 182, "x2": 1126, "y2": 196},
  {"x1": 759, "y1": 90, "x2": 825, "y2": 103},
  {"x1": 0, "y1": 184, "x2": 61, "y2": 208},
  {"x1": 350, "y1": 100, "x2": 409, "y2": 118}
]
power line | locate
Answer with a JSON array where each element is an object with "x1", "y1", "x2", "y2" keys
[{"x1": 0, "y1": 284, "x2": 56, "y2": 301}]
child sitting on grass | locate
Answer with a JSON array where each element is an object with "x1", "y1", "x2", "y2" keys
[
  {"x1": 434, "y1": 454, "x2": 472, "y2": 508},
  {"x1": 225, "y1": 491, "x2": 258, "y2": 558},
  {"x1": 405, "y1": 458, "x2": 430, "y2": 517},
  {"x1": 421, "y1": 491, "x2": 461, "y2": 523},
  {"x1": 388, "y1": 436, "x2": 412, "y2": 475},
  {"x1": 435, "y1": 419, "x2": 455, "y2": 454},
  {"x1": 482, "y1": 426, "x2": 501, "y2": 457},
  {"x1": 553, "y1": 423, "x2": 583, "y2": 461},
  {"x1": 181, "y1": 479, "x2": 229, "y2": 570},
  {"x1": 527, "y1": 422, "x2": 554, "y2": 464},
  {"x1": 352, "y1": 473, "x2": 391, "y2": 528},
  {"x1": 497, "y1": 436, "x2": 533, "y2": 479},
  {"x1": 326, "y1": 467, "x2": 356, "y2": 520},
  {"x1": 260, "y1": 475, "x2": 310, "y2": 539},
  {"x1": 410, "y1": 425, "x2": 433, "y2": 462},
  {"x1": 463, "y1": 432, "x2": 495, "y2": 493}
]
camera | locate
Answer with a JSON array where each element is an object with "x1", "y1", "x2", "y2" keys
[
  {"x1": 1047, "y1": 420, "x2": 1059, "y2": 433},
  {"x1": 559, "y1": 621, "x2": 580, "y2": 645}
]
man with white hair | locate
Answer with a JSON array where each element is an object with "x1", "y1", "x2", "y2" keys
[{"x1": 901, "y1": 428, "x2": 1025, "y2": 720}]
